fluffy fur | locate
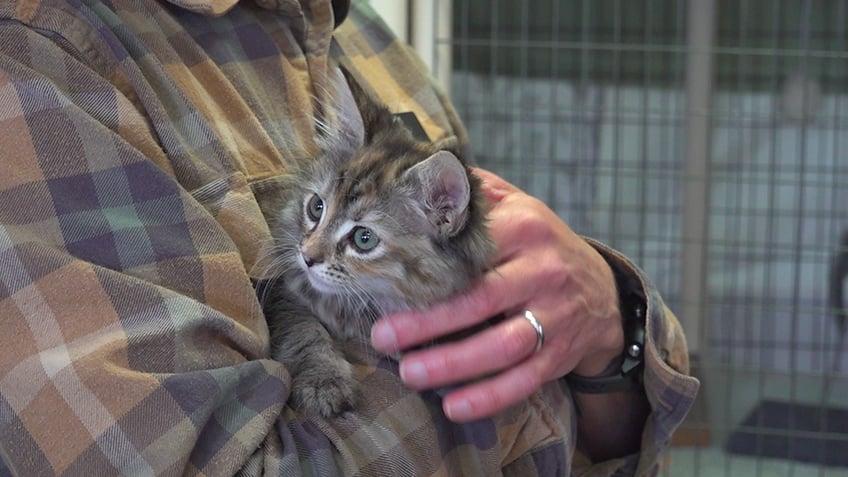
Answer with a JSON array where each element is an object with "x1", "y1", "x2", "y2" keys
[{"x1": 259, "y1": 69, "x2": 494, "y2": 416}]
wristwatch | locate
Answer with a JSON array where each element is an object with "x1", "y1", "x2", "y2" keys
[{"x1": 564, "y1": 280, "x2": 647, "y2": 395}]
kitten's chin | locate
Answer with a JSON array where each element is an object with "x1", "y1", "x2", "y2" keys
[{"x1": 305, "y1": 272, "x2": 342, "y2": 296}]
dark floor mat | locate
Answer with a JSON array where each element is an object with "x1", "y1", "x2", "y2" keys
[{"x1": 726, "y1": 399, "x2": 848, "y2": 467}]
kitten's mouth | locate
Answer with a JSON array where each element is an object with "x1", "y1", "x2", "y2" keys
[{"x1": 304, "y1": 270, "x2": 341, "y2": 295}]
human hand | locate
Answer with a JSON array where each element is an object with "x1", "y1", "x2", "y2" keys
[{"x1": 371, "y1": 168, "x2": 625, "y2": 422}]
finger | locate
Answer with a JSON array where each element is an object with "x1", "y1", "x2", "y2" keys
[
  {"x1": 470, "y1": 167, "x2": 520, "y2": 202},
  {"x1": 371, "y1": 255, "x2": 541, "y2": 353},
  {"x1": 471, "y1": 167, "x2": 521, "y2": 192},
  {"x1": 440, "y1": 357, "x2": 548, "y2": 422},
  {"x1": 398, "y1": 313, "x2": 542, "y2": 389}
]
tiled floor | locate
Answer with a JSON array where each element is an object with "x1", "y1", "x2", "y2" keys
[
  {"x1": 664, "y1": 446, "x2": 848, "y2": 477},
  {"x1": 663, "y1": 367, "x2": 848, "y2": 476}
]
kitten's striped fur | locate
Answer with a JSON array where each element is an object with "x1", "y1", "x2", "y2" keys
[{"x1": 260, "y1": 69, "x2": 494, "y2": 416}]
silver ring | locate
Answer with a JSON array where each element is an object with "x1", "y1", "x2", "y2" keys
[{"x1": 523, "y1": 310, "x2": 544, "y2": 353}]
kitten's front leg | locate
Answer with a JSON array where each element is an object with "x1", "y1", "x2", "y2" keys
[
  {"x1": 268, "y1": 302, "x2": 355, "y2": 417},
  {"x1": 287, "y1": 334, "x2": 356, "y2": 417}
]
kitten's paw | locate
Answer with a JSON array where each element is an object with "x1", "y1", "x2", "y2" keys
[{"x1": 292, "y1": 361, "x2": 355, "y2": 417}]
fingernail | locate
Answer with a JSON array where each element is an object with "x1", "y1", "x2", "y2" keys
[
  {"x1": 400, "y1": 360, "x2": 428, "y2": 386},
  {"x1": 371, "y1": 321, "x2": 397, "y2": 351},
  {"x1": 445, "y1": 399, "x2": 472, "y2": 421}
]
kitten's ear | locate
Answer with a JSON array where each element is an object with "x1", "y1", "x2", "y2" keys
[
  {"x1": 327, "y1": 66, "x2": 366, "y2": 149},
  {"x1": 404, "y1": 151, "x2": 471, "y2": 237},
  {"x1": 339, "y1": 67, "x2": 394, "y2": 143}
]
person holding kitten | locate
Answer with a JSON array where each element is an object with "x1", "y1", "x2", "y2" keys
[{"x1": 0, "y1": 0, "x2": 698, "y2": 476}]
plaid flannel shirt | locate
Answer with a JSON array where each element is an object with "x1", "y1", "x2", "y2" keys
[{"x1": 0, "y1": 0, "x2": 699, "y2": 475}]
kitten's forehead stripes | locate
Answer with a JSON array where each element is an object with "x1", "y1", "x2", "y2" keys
[{"x1": 336, "y1": 147, "x2": 421, "y2": 198}]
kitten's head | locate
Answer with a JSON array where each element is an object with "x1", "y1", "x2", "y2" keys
[{"x1": 271, "y1": 67, "x2": 494, "y2": 331}]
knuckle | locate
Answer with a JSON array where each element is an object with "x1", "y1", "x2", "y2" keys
[
  {"x1": 512, "y1": 352, "x2": 546, "y2": 381},
  {"x1": 472, "y1": 368, "x2": 542, "y2": 418},
  {"x1": 518, "y1": 369, "x2": 542, "y2": 393},
  {"x1": 513, "y1": 205, "x2": 547, "y2": 231},
  {"x1": 498, "y1": 322, "x2": 533, "y2": 361},
  {"x1": 536, "y1": 250, "x2": 569, "y2": 285},
  {"x1": 502, "y1": 370, "x2": 539, "y2": 408},
  {"x1": 478, "y1": 385, "x2": 505, "y2": 412},
  {"x1": 464, "y1": 281, "x2": 500, "y2": 318}
]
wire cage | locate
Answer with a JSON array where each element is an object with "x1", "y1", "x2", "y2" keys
[{"x1": 418, "y1": 0, "x2": 848, "y2": 475}]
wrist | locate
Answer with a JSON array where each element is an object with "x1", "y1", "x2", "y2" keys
[
  {"x1": 566, "y1": 300, "x2": 646, "y2": 390},
  {"x1": 572, "y1": 319, "x2": 625, "y2": 378},
  {"x1": 573, "y1": 255, "x2": 625, "y2": 378},
  {"x1": 566, "y1": 247, "x2": 648, "y2": 394}
]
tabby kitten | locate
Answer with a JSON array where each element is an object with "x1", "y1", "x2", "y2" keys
[{"x1": 260, "y1": 69, "x2": 494, "y2": 417}]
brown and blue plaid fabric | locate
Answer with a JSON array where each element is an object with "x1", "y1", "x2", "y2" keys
[{"x1": 0, "y1": 0, "x2": 698, "y2": 475}]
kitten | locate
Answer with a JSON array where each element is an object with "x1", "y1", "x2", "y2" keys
[{"x1": 259, "y1": 69, "x2": 495, "y2": 417}]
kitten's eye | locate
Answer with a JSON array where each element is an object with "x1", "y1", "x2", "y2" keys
[
  {"x1": 350, "y1": 226, "x2": 380, "y2": 252},
  {"x1": 306, "y1": 194, "x2": 324, "y2": 222}
]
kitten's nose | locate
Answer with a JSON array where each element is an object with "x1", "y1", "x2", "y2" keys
[{"x1": 302, "y1": 252, "x2": 322, "y2": 267}]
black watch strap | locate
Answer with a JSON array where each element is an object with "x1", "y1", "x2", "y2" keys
[
  {"x1": 565, "y1": 290, "x2": 646, "y2": 394},
  {"x1": 565, "y1": 306, "x2": 645, "y2": 394}
]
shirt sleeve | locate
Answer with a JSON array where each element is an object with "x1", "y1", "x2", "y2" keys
[{"x1": 577, "y1": 239, "x2": 701, "y2": 476}]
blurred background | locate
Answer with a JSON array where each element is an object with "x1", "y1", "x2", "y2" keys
[{"x1": 370, "y1": 1, "x2": 848, "y2": 475}]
